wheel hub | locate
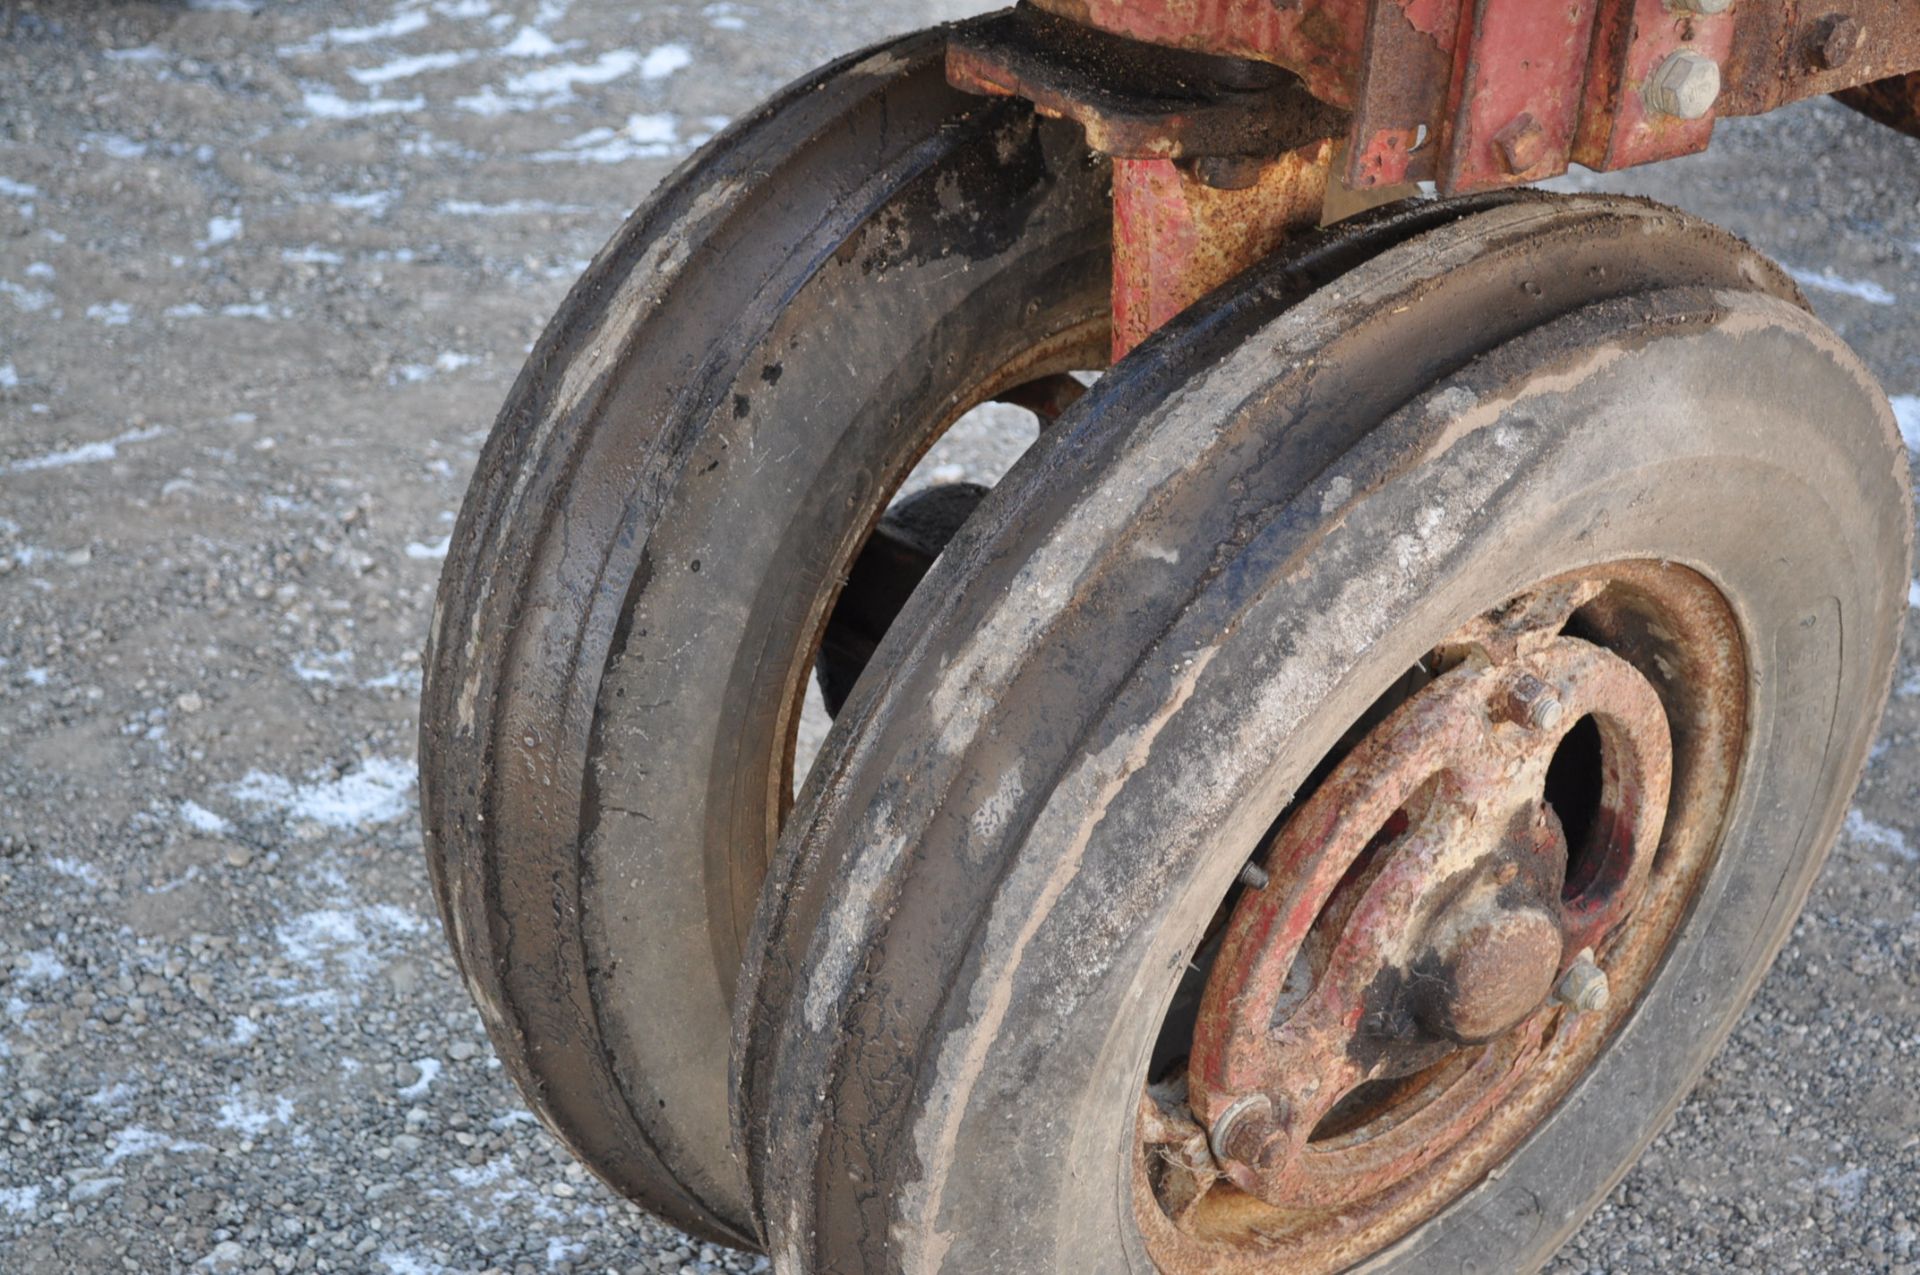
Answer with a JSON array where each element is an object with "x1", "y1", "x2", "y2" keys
[{"x1": 1183, "y1": 585, "x2": 1674, "y2": 1210}]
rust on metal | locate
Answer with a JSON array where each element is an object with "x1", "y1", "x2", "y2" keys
[
  {"x1": 1109, "y1": 143, "x2": 1334, "y2": 359},
  {"x1": 1025, "y1": 0, "x2": 1378, "y2": 106},
  {"x1": 947, "y1": 6, "x2": 1348, "y2": 159},
  {"x1": 1135, "y1": 562, "x2": 1749, "y2": 1274},
  {"x1": 1184, "y1": 633, "x2": 1673, "y2": 1207},
  {"x1": 1007, "y1": 0, "x2": 1920, "y2": 195}
]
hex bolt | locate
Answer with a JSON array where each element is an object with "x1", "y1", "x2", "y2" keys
[
  {"x1": 1207, "y1": 1093, "x2": 1276, "y2": 1165},
  {"x1": 1554, "y1": 952, "x2": 1611, "y2": 1013},
  {"x1": 1645, "y1": 50, "x2": 1722, "y2": 121},
  {"x1": 1666, "y1": 0, "x2": 1732, "y2": 13},
  {"x1": 1811, "y1": 14, "x2": 1864, "y2": 70},
  {"x1": 1238, "y1": 862, "x2": 1271, "y2": 890},
  {"x1": 1503, "y1": 673, "x2": 1564, "y2": 732},
  {"x1": 1492, "y1": 113, "x2": 1548, "y2": 176}
]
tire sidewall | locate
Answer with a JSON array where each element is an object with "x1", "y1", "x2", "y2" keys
[{"x1": 890, "y1": 291, "x2": 1907, "y2": 1273}]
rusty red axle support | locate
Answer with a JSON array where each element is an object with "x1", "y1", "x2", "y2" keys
[
  {"x1": 950, "y1": 2, "x2": 1920, "y2": 355},
  {"x1": 1028, "y1": 0, "x2": 1920, "y2": 193},
  {"x1": 1109, "y1": 148, "x2": 1333, "y2": 359}
]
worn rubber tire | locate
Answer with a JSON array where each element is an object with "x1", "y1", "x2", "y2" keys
[
  {"x1": 737, "y1": 195, "x2": 1910, "y2": 1271},
  {"x1": 418, "y1": 29, "x2": 1110, "y2": 1245}
]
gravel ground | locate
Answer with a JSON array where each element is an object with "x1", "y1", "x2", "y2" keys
[{"x1": 0, "y1": 3, "x2": 1916, "y2": 1273}]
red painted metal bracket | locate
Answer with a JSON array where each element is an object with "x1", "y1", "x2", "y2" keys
[{"x1": 1026, "y1": 0, "x2": 1920, "y2": 195}]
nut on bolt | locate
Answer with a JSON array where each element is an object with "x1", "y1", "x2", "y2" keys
[
  {"x1": 1503, "y1": 673, "x2": 1564, "y2": 732},
  {"x1": 1554, "y1": 951, "x2": 1611, "y2": 1013},
  {"x1": 1207, "y1": 1093, "x2": 1277, "y2": 1166},
  {"x1": 1645, "y1": 51, "x2": 1722, "y2": 121}
]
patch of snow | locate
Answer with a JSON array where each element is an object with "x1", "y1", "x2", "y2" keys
[
  {"x1": 87, "y1": 301, "x2": 133, "y2": 325},
  {"x1": 231, "y1": 755, "x2": 416, "y2": 828},
  {"x1": 405, "y1": 534, "x2": 452, "y2": 560},
  {"x1": 1890, "y1": 395, "x2": 1920, "y2": 451},
  {"x1": 0, "y1": 363, "x2": 17, "y2": 388},
  {"x1": 532, "y1": 113, "x2": 678, "y2": 164},
  {"x1": 349, "y1": 50, "x2": 475, "y2": 85},
  {"x1": 0, "y1": 177, "x2": 42, "y2": 199},
  {"x1": 215, "y1": 1090, "x2": 296, "y2": 1137},
  {"x1": 275, "y1": 904, "x2": 427, "y2": 980},
  {"x1": 280, "y1": 9, "x2": 431, "y2": 55},
  {"x1": 1784, "y1": 266, "x2": 1897, "y2": 306},
  {"x1": 302, "y1": 90, "x2": 426, "y2": 120},
  {"x1": 437, "y1": 198, "x2": 590, "y2": 216},
  {"x1": 1846, "y1": 809, "x2": 1917, "y2": 862},
  {"x1": 640, "y1": 43, "x2": 692, "y2": 79},
  {"x1": 4, "y1": 426, "x2": 168, "y2": 475},
  {"x1": 13, "y1": 950, "x2": 69, "y2": 984},
  {"x1": 282, "y1": 245, "x2": 345, "y2": 265},
  {"x1": 0, "y1": 1186, "x2": 40, "y2": 1216},
  {"x1": 203, "y1": 215, "x2": 243, "y2": 247},
  {"x1": 397, "y1": 1057, "x2": 442, "y2": 1098},
  {"x1": 330, "y1": 190, "x2": 400, "y2": 215},
  {"x1": 1, "y1": 279, "x2": 54, "y2": 312},
  {"x1": 44, "y1": 856, "x2": 103, "y2": 886},
  {"x1": 106, "y1": 44, "x2": 168, "y2": 62},
  {"x1": 458, "y1": 49, "x2": 642, "y2": 114},
  {"x1": 292, "y1": 650, "x2": 355, "y2": 683},
  {"x1": 180, "y1": 801, "x2": 232, "y2": 835},
  {"x1": 102, "y1": 1126, "x2": 208, "y2": 1168},
  {"x1": 87, "y1": 133, "x2": 148, "y2": 159},
  {"x1": 500, "y1": 26, "x2": 572, "y2": 57}
]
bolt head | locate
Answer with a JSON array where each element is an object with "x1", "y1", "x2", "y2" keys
[
  {"x1": 1492, "y1": 113, "x2": 1549, "y2": 176},
  {"x1": 1646, "y1": 50, "x2": 1722, "y2": 121},
  {"x1": 1238, "y1": 862, "x2": 1271, "y2": 890},
  {"x1": 1812, "y1": 15, "x2": 1864, "y2": 70},
  {"x1": 1666, "y1": 0, "x2": 1732, "y2": 13},
  {"x1": 1554, "y1": 954, "x2": 1611, "y2": 1014}
]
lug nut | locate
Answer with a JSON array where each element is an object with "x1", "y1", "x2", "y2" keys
[
  {"x1": 1238, "y1": 862, "x2": 1270, "y2": 890},
  {"x1": 1646, "y1": 51, "x2": 1722, "y2": 121},
  {"x1": 1554, "y1": 952, "x2": 1611, "y2": 1013}
]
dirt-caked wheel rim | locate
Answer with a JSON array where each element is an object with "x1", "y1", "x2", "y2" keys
[{"x1": 1134, "y1": 563, "x2": 1745, "y2": 1273}]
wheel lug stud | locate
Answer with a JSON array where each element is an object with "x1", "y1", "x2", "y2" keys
[
  {"x1": 1554, "y1": 951, "x2": 1611, "y2": 1013},
  {"x1": 1238, "y1": 862, "x2": 1270, "y2": 890}
]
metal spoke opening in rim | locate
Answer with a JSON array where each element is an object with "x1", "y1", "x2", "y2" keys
[{"x1": 1134, "y1": 562, "x2": 1748, "y2": 1273}]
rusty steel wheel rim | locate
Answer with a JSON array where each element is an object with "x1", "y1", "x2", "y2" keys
[{"x1": 1134, "y1": 561, "x2": 1747, "y2": 1273}]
